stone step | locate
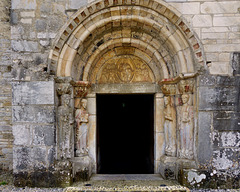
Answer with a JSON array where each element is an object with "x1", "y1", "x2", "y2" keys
[{"x1": 64, "y1": 174, "x2": 189, "y2": 192}]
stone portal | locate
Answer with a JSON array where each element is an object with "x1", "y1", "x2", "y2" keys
[{"x1": 97, "y1": 94, "x2": 154, "y2": 174}]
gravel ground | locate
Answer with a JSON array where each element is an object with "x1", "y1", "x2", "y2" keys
[
  {"x1": 0, "y1": 186, "x2": 64, "y2": 192},
  {"x1": 0, "y1": 171, "x2": 63, "y2": 192},
  {"x1": 0, "y1": 172, "x2": 239, "y2": 192}
]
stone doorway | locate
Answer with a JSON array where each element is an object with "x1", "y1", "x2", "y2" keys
[{"x1": 97, "y1": 94, "x2": 154, "y2": 174}]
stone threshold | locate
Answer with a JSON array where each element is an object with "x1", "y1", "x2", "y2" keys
[{"x1": 64, "y1": 174, "x2": 190, "y2": 192}]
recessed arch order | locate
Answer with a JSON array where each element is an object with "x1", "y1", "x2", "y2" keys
[{"x1": 49, "y1": 0, "x2": 205, "y2": 82}]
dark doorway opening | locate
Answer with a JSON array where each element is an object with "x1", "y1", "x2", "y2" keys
[{"x1": 97, "y1": 94, "x2": 154, "y2": 174}]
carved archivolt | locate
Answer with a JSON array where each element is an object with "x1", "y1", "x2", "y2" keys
[{"x1": 97, "y1": 56, "x2": 155, "y2": 84}]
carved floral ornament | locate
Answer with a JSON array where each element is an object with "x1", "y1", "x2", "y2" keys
[
  {"x1": 97, "y1": 56, "x2": 155, "y2": 84},
  {"x1": 72, "y1": 81, "x2": 91, "y2": 98},
  {"x1": 56, "y1": 83, "x2": 72, "y2": 96},
  {"x1": 159, "y1": 74, "x2": 196, "y2": 96},
  {"x1": 161, "y1": 84, "x2": 177, "y2": 95}
]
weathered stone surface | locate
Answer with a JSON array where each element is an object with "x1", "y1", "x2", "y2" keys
[
  {"x1": 33, "y1": 125, "x2": 55, "y2": 146},
  {"x1": 54, "y1": 160, "x2": 73, "y2": 187},
  {"x1": 201, "y1": 2, "x2": 240, "y2": 14},
  {"x1": 159, "y1": 155, "x2": 177, "y2": 179},
  {"x1": 232, "y1": 52, "x2": 240, "y2": 75},
  {"x1": 12, "y1": 81, "x2": 54, "y2": 105},
  {"x1": 93, "y1": 83, "x2": 160, "y2": 93},
  {"x1": 166, "y1": 0, "x2": 187, "y2": 2},
  {"x1": 199, "y1": 86, "x2": 239, "y2": 111},
  {"x1": 12, "y1": 106, "x2": 55, "y2": 123},
  {"x1": 40, "y1": 3, "x2": 52, "y2": 14},
  {"x1": 72, "y1": 156, "x2": 92, "y2": 182},
  {"x1": 12, "y1": 0, "x2": 36, "y2": 9},
  {"x1": 209, "y1": 62, "x2": 229, "y2": 75},
  {"x1": 47, "y1": 147, "x2": 55, "y2": 166},
  {"x1": 20, "y1": 18, "x2": 32, "y2": 24},
  {"x1": 10, "y1": 10, "x2": 18, "y2": 25},
  {"x1": 13, "y1": 125, "x2": 32, "y2": 146},
  {"x1": 0, "y1": 0, "x2": 12, "y2": 172},
  {"x1": 13, "y1": 147, "x2": 32, "y2": 171},
  {"x1": 177, "y1": 159, "x2": 197, "y2": 170},
  {"x1": 0, "y1": 125, "x2": 12, "y2": 131},
  {"x1": 204, "y1": 44, "x2": 240, "y2": 53},
  {"x1": 198, "y1": 75, "x2": 216, "y2": 86},
  {"x1": 216, "y1": 76, "x2": 239, "y2": 86},
  {"x1": 213, "y1": 131, "x2": 240, "y2": 148},
  {"x1": 35, "y1": 19, "x2": 47, "y2": 32},
  {"x1": 213, "y1": 16, "x2": 240, "y2": 27},
  {"x1": 68, "y1": 0, "x2": 88, "y2": 9},
  {"x1": 212, "y1": 148, "x2": 239, "y2": 170},
  {"x1": 198, "y1": 112, "x2": 213, "y2": 166},
  {"x1": 179, "y1": 169, "x2": 208, "y2": 189},
  {"x1": 169, "y1": 3, "x2": 200, "y2": 15},
  {"x1": 193, "y1": 15, "x2": 212, "y2": 27},
  {"x1": 213, "y1": 111, "x2": 240, "y2": 131},
  {"x1": 33, "y1": 147, "x2": 47, "y2": 168},
  {"x1": 12, "y1": 40, "x2": 39, "y2": 52},
  {"x1": 178, "y1": 169, "x2": 239, "y2": 189}
]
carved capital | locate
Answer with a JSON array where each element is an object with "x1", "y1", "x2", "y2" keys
[
  {"x1": 178, "y1": 79, "x2": 195, "y2": 94},
  {"x1": 56, "y1": 83, "x2": 72, "y2": 96},
  {"x1": 73, "y1": 81, "x2": 91, "y2": 98},
  {"x1": 161, "y1": 84, "x2": 177, "y2": 95}
]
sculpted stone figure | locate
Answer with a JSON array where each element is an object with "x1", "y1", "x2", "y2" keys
[
  {"x1": 75, "y1": 99, "x2": 89, "y2": 156},
  {"x1": 58, "y1": 94, "x2": 74, "y2": 159},
  {"x1": 179, "y1": 94, "x2": 194, "y2": 159},
  {"x1": 164, "y1": 96, "x2": 177, "y2": 156}
]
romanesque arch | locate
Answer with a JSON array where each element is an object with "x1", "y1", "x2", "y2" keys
[
  {"x1": 49, "y1": 0, "x2": 205, "y2": 80},
  {"x1": 51, "y1": 0, "x2": 205, "y2": 177}
]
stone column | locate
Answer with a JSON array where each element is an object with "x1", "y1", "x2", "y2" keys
[
  {"x1": 55, "y1": 77, "x2": 74, "y2": 187},
  {"x1": 158, "y1": 84, "x2": 178, "y2": 179},
  {"x1": 158, "y1": 75, "x2": 197, "y2": 179},
  {"x1": 154, "y1": 93, "x2": 165, "y2": 173},
  {"x1": 87, "y1": 93, "x2": 96, "y2": 173},
  {"x1": 71, "y1": 81, "x2": 92, "y2": 181},
  {"x1": 56, "y1": 78, "x2": 74, "y2": 160},
  {"x1": 176, "y1": 79, "x2": 197, "y2": 170}
]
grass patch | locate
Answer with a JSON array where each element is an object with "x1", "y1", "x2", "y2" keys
[{"x1": 0, "y1": 181, "x2": 7, "y2": 185}]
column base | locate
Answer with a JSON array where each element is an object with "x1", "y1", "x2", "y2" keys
[{"x1": 71, "y1": 155, "x2": 92, "y2": 182}]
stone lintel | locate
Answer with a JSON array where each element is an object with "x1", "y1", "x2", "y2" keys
[{"x1": 92, "y1": 83, "x2": 160, "y2": 94}]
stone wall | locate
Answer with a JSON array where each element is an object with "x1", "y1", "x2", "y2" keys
[
  {"x1": 12, "y1": 81, "x2": 56, "y2": 187},
  {"x1": 0, "y1": 0, "x2": 12, "y2": 171},
  {"x1": 167, "y1": 0, "x2": 240, "y2": 75}
]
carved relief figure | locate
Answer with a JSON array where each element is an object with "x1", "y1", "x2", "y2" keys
[
  {"x1": 97, "y1": 56, "x2": 154, "y2": 83},
  {"x1": 164, "y1": 96, "x2": 177, "y2": 156},
  {"x1": 75, "y1": 99, "x2": 89, "y2": 156},
  {"x1": 99, "y1": 63, "x2": 118, "y2": 83},
  {"x1": 58, "y1": 94, "x2": 74, "y2": 159},
  {"x1": 117, "y1": 62, "x2": 134, "y2": 82},
  {"x1": 179, "y1": 94, "x2": 194, "y2": 159},
  {"x1": 134, "y1": 63, "x2": 151, "y2": 82}
]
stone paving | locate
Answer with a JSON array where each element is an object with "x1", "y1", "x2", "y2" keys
[{"x1": 64, "y1": 174, "x2": 189, "y2": 191}]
